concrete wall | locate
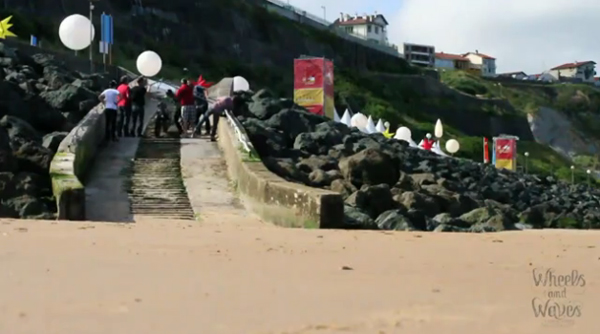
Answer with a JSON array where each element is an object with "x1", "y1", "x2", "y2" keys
[
  {"x1": 217, "y1": 112, "x2": 344, "y2": 228},
  {"x1": 48, "y1": 77, "x2": 140, "y2": 220},
  {"x1": 209, "y1": 78, "x2": 344, "y2": 228}
]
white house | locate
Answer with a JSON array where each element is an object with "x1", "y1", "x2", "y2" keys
[
  {"x1": 332, "y1": 12, "x2": 389, "y2": 45},
  {"x1": 548, "y1": 61, "x2": 596, "y2": 83},
  {"x1": 403, "y1": 43, "x2": 435, "y2": 67},
  {"x1": 463, "y1": 50, "x2": 497, "y2": 77}
]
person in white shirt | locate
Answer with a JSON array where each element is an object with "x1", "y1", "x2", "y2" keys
[{"x1": 99, "y1": 80, "x2": 121, "y2": 142}]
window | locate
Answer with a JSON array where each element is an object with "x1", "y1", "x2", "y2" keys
[
  {"x1": 367, "y1": 25, "x2": 372, "y2": 33},
  {"x1": 345, "y1": 26, "x2": 353, "y2": 33},
  {"x1": 375, "y1": 27, "x2": 379, "y2": 34}
]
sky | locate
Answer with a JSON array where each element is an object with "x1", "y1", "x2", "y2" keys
[{"x1": 288, "y1": 0, "x2": 600, "y2": 74}]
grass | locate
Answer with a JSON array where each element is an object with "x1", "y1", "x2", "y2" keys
[{"x1": 6, "y1": 5, "x2": 598, "y2": 187}]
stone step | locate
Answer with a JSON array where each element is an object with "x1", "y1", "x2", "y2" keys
[{"x1": 126, "y1": 119, "x2": 194, "y2": 220}]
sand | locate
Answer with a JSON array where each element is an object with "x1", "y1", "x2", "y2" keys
[{"x1": 0, "y1": 215, "x2": 598, "y2": 334}]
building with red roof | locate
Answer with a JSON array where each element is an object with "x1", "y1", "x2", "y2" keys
[{"x1": 548, "y1": 61, "x2": 596, "y2": 83}]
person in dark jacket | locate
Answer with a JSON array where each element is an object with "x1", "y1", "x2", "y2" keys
[
  {"x1": 129, "y1": 77, "x2": 147, "y2": 137},
  {"x1": 154, "y1": 100, "x2": 171, "y2": 137},
  {"x1": 193, "y1": 84, "x2": 210, "y2": 135}
]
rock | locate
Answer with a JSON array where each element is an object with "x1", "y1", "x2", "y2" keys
[
  {"x1": 267, "y1": 108, "x2": 326, "y2": 142},
  {"x1": 342, "y1": 205, "x2": 378, "y2": 229},
  {"x1": 0, "y1": 127, "x2": 17, "y2": 172},
  {"x1": 237, "y1": 86, "x2": 600, "y2": 233},
  {"x1": 12, "y1": 141, "x2": 53, "y2": 176},
  {"x1": 42, "y1": 131, "x2": 68, "y2": 153},
  {"x1": 339, "y1": 148, "x2": 399, "y2": 188},
  {"x1": 241, "y1": 118, "x2": 287, "y2": 157},
  {"x1": 376, "y1": 209, "x2": 422, "y2": 231},
  {"x1": 329, "y1": 179, "x2": 357, "y2": 199},
  {"x1": 396, "y1": 191, "x2": 440, "y2": 217},
  {"x1": 0, "y1": 115, "x2": 42, "y2": 143},
  {"x1": 345, "y1": 184, "x2": 395, "y2": 218},
  {"x1": 460, "y1": 207, "x2": 516, "y2": 232},
  {"x1": 40, "y1": 83, "x2": 96, "y2": 111}
]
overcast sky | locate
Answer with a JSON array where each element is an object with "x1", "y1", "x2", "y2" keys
[{"x1": 289, "y1": 0, "x2": 599, "y2": 74}]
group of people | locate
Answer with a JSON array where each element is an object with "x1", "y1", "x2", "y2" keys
[
  {"x1": 98, "y1": 75, "x2": 239, "y2": 142},
  {"x1": 98, "y1": 76, "x2": 148, "y2": 141}
]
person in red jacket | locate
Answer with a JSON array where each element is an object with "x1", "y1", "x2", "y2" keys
[
  {"x1": 116, "y1": 76, "x2": 131, "y2": 137},
  {"x1": 175, "y1": 79, "x2": 196, "y2": 137},
  {"x1": 422, "y1": 133, "x2": 435, "y2": 150}
]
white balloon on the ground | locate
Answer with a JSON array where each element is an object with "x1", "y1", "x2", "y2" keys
[
  {"x1": 384, "y1": 121, "x2": 390, "y2": 129},
  {"x1": 434, "y1": 119, "x2": 443, "y2": 138},
  {"x1": 366, "y1": 116, "x2": 376, "y2": 133},
  {"x1": 340, "y1": 110, "x2": 352, "y2": 127},
  {"x1": 350, "y1": 113, "x2": 368, "y2": 130},
  {"x1": 59, "y1": 14, "x2": 95, "y2": 50},
  {"x1": 333, "y1": 108, "x2": 341, "y2": 122},
  {"x1": 233, "y1": 76, "x2": 250, "y2": 92},
  {"x1": 446, "y1": 139, "x2": 460, "y2": 153},
  {"x1": 394, "y1": 126, "x2": 412, "y2": 141},
  {"x1": 375, "y1": 119, "x2": 386, "y2": 133},
  {"x1": 136, "y1": 51, "x2": 162, "y2": 77}
]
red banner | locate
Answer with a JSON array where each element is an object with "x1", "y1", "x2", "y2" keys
[
  {"x1": 494, "y1": 137, "x2": 517, "y2": 170},
  {"x1": 495, "y1": 138, "x2": 514, "y2": 160},
  {"x1": 323, "y1": 59, "x2": 334, "y2": 119},
  {"x1": 294, "y1": 57, "x2": 328, "y2": 116},
  {"x1": 483, "y1": 137, "x2": 489, "y2": 163},
  {"x1": 294, "y1": 58, "x2": 324, "y2": 90}
]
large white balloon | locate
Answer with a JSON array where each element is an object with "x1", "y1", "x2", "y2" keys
[
  {"x1": 233, "y1": 76, "x2": 250, "y2": 92},
  {"x1": 375, "y1": 119, "x2": 386, "y2": 133},
  {"x1": 136, "y1": 51, "x2": 162, "y2": 77},
  {"x1": 350, "y1": 113, "x2": 368, "y2": 130},
  {"x1": 340, "y1": 110, "x2": 352, "y2": 127},
  {"x1": 59, "y1": 14, "x2": 95, "y2": 51},
  {"x1": 446, "y1": 139, "x2": 460, "y2": 153},
  {"x1": 394, "y1": 126, "x2": 412, "y2": 141},
  {"x1": 434, "y1": 119, "x2": 443, "y2": 138}
]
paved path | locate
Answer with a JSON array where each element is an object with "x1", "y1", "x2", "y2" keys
[
  {"x1": 180, "y1": 136, "x2": 262, "y2": 226},
  {"x1": 84, "y1": 98, "x2": 158, "y2": 222}
]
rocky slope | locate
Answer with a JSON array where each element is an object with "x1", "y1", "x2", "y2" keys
[
  {"x1": 238, "y1": 90, "x2": 600, "y2": 231},
  {"x1": 0, "y1": 42, "x2": 114, "y2": 219}
]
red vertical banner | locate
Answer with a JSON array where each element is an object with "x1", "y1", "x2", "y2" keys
[
  {"x1": 483, "y1": 137, "x2": 490, "y2": 163},
  {"x1": 294, "y1": 58, "x2": 325, "y2": 115},
  {"x1": 323, "y1": 59, "x2": 334, "y2": 119},
  {"x1": 494, "y1": 137, "x2": 516, "y2": 170}
]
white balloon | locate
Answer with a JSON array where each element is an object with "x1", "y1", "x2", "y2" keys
[
  {"x1": 446, "y1": 139, "x2": 460, "y2": 153},
  {"x1": 394, "y1": 126, "x2": 412, "y2": 141},
  {"x1": 340, "y1": 110, "x2": 352, "y2": 127},
  {"x1": 136, "y1": 51, "x2": 162, "y2": 77},
  {"x1": 434, "y1": 119, "x2": 443, "y2": 138},
  {"x1": 233, "y1": 76, "x2": 250, "y2": 92},
  {"x1": 333, "y1": 108, "x2": 341, "y2": 122},
  {"x1": 59, "y1": 14, "x2": 95, "y2": 51},
  {"x1": 375, "y1": 119, "x2": 386, "y2": 133},
  {"x1": 350, "y1": 113, "x2": 368, "y2": 130},
  {"x1": 366, "y1": 116, "x2": 376, "y2": 134}
]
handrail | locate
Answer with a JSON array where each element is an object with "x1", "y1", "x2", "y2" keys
[{"x1": 224, "y1": 109, "x2": 254, "y2": 154}]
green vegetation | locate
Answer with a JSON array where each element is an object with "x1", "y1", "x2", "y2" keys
[{"x1": 5, "y1": 5, "x2": 598, "y2": 186}]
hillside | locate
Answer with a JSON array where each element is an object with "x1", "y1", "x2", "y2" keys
[{"x1": 2, "y1": 0, "x2": 598, "y2": 184}]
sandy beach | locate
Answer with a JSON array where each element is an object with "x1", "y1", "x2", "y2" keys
[{"x1": 0, "y1": 215, "x2": 598, "y2": 334}]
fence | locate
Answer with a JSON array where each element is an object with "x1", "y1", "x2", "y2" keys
[{"x1": 263, "y1": 0, "x2": 401, "y2": 58}]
